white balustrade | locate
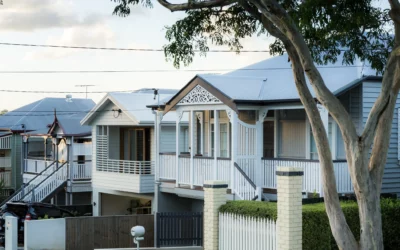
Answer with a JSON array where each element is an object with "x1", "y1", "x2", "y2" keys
[
  {"x1": 1, "y1": 163, "x2": 63, "y2": 209},
  {"x1": 24, "y1": 159, "x2": 54, "y2": 174},
  {"x1": 193, "y1": 157, "x2": 214, "y2": 186},
  {"x1": 219, "y1": 213, "x2": 276, "y2": 250},
  {"x1": 159, "y1": 154, "x2": 176, "y2": 180},
  {"x1": 23, "y1": 164, "x2": 68, "y2": 202},
  {"x1": 261, "y1": 158, "x2": 353, "y2": 195},
  {"x1": 0, "y1": 171, "x2": 11, "y2": 187},
  {"x1": 97, "y1": 159, "x2": 154, "y2": 175},
  {"x1": 233, "y1": 164, "x2": 257, "y2": 200},
  {"x1": 178, "y1": 157, "x2": 190, "y2": 185},
  {"x1": 73, "y1": 143, "x2": 92, "y2": 156},
  {"x1": 217, "y1": 158, "x2": 231, "y2": 187},
  {"x1": 72, "y1": 162, "x2": 92, "y2": 180},
  {"x1": 0, "y1": 136, "x2": 11, "y2": 149},
  {"x1": 0, "y1": 157, "x2": 11, "y2": 168}
]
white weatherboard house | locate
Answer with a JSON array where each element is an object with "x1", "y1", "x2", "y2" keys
[
  {"x1": 19, "y1": 112, "x2": 93, "y2": 206},
  {"x1": 81, "y1": 89, "x2": 188, "y2": 216},
  {"x1": 151, "y1": 54, "x2": 400, "y2": 210}
]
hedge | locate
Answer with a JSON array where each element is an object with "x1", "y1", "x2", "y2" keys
[{"x1": 219, "y1": 199, "x2": 400, "y2": 249}]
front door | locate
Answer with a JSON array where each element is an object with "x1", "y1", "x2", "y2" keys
[{"x1": 121, "y1": 128, "x2": 151, "y2": 161}]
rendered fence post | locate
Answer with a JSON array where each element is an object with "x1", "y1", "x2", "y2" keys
[
  {"x1": 277, "y1": 167, "x2": 303, "y2": 250},
  {"x1": 5, "y1": 216, "x2": 17, "y2": 250},
  {"x1": 203, "y1": 180, "x2": 227, "y2": 250}
]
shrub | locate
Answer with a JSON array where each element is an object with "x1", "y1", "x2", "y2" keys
[{"x1": 218, "y1": 199, "x2": 400, "y2": 249}]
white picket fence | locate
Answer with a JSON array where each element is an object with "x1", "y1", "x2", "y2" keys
[{"x1": 219, "y1": 213, "x2": 277, "y2": 250}]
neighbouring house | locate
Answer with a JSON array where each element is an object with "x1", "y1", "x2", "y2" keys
[
  {"x1": 19, "y1": 112, "x2": 93, "y2": 205},
  {"x1": 81, "y1": 88, "x2": 187, "y2": 216},
  {"x1": 0, "y1": 96, "x2": 95, "y2": 204},
  {"x1": 150, "y1": 53, "x2": 400, "y2": 211}
]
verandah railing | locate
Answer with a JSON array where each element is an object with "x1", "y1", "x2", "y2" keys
[
  {"x1": 159, "y1": 153, "x2": 231, "y2": 187},
  {"x1": 97, "y1": 159, "x2": 154, "y2": 175},
  {"x1": 261, "y1": 158, "x2": 353, "y2": 194}
]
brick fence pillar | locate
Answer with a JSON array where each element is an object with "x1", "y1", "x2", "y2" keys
[
  {"x1": 277, "y1": 167, "x2": 303, "y2": 250},
  {"x1": 203, "y1": 180, "x2": 228, "y2": 250}
]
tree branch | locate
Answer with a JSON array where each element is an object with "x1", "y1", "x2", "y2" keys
[
  {"x1": 156, "y1": 0, "x2": 234, "y2": 12},
  {"x1": 239, "y1": 2, "x2": 358, "y2": 248}
]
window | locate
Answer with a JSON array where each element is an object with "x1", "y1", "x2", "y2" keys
[
  {"x1": 122, "y1": 128, "x2": 150, "y2": 161},
  {"x1": 97, "y1": 126, "x2": 108, "y2": 136},
  {"x1": 279, "y1": 121, "x2": 306, "y2": 158},
  {"x1": 210, "y1": 123, "x2": 229, "y2": 157},
  {"x1": 220, "y1": 124, "x2": 228, "y2": 157}
]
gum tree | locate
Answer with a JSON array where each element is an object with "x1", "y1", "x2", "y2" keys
[{"x1": 111, "y1": 0, "x2": 399, "y2": 249}]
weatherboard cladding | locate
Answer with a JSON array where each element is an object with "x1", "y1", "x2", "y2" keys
[{"x1": 362, "y1": 81, "x2": 400, "y2": 196}]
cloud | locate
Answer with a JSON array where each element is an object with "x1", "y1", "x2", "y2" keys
[
  {"x1": 25, "y1": 24, "x2": 115, "y2": 59},
  {"x1": 0, "y1": 0, "x2": 107, "y2": 31}
]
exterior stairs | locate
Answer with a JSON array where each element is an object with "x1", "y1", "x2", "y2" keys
[{"x1": 0, "y1": 162, "x2": 68, "y2": 209}]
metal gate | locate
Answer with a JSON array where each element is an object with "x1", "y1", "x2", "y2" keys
[{"x1": 156, "y1": 212, "x2": 203, "y2": 247}]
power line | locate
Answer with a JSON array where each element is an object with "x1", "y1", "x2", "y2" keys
[
  {"x1": 0, "y1": 109, "x2": 150, "y2": 117},
  {"x1": 0, "y1": 65, "x2": 363, "y2": 74},
  {"x1": 0, "y1": 89, "x2": 134, "y2": 94},
  {"x1": 0, "y1": 42, "x2": 271, "y2": 53}
]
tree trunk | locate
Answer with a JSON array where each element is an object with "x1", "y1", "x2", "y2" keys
[{"x1": 358, "y1": 187, "x2": 383, "y2": 250}]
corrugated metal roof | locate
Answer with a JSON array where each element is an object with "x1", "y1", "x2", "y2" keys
[
  {"x1": 196, "y1": 53, "x2": 380, "y2": 102},
  {"x1": 0, "y1": 97, "x2": 95, "y2": 132}
]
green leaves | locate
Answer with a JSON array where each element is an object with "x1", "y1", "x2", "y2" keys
[{"x1": 111, "y1": 0, "x2": 393, "y2": 72}]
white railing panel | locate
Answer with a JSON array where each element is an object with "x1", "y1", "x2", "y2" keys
[
  {"x1": 24, "y1": 159, "x2": 53, "y2": 174},
  {"x1": 178, "y1": 157, "x2": 190, "y2": 185},
  {"x1": 73, "y1": 143, "x2": 92, "y2": 156},
  {"x1": 72, "y1": 162, "x2": 92, "y2": 180},
  {"x1": 97, "y1": 159, "x2": 154, "y2": 175},
  {"x1": 0, "y1": 157, "x2": 11, "y2": 168},
  {"x1": 159, "y1": 154, "x2": 176, "y2": 180},
  {"x1": 0, "y1": 171, "x2": 11, "y2": 187},
  {"x1": 193, "y1": 157, "x2": 214, "y2": 186},
  {"x1": 233, "y1": 166, "x2": 256, "y2": 200},
  {"x1": 23, "y1": 164, "x2": 68, "y2": 202},
  {"x1": 0, "y1": 136, "x2": 11, "y2": 149},
  {"x1": 261, "y1": 159, "x2": 352, "y2": 195},
  {"x1": 217, "y1": 158, "x2": 231, "y2": 187},
  {"x1": 219, "y1": 213, "x2": 276, "y2": 250},
  {"x1": 334, "y1": 161, "x2": 353, "y2": 193}
]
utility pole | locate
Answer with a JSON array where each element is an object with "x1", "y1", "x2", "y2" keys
[{"x1": 75, "y1": 85, "x2": 95, "y2": 99}]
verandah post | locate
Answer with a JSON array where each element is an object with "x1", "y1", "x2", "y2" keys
[
  {"x1": 190, "y1": 110, "x2": 195, "y2": 189},
  {"x1": 213, "y1": 110, "x2": 219, "y2": 179},
  {"x1": 175, "y1": 111, "x2": 182, "y2": 187},
  {"x1": 229, "y1": 110, "x2": 238, "y2": 192}
]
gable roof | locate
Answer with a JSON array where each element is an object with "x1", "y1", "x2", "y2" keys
[
  {"x1": 48, "y1": 113, "x2": 93, "y2": 137},
  {"x1": 164, "y1": 53, "x2": 382, "y2": 112},
  {"x1": 81, "y1": 89, "x2": 181, "y2": 126},
  {"x1": 0, "y1": 97, "x2": 95, "y2": 133}
]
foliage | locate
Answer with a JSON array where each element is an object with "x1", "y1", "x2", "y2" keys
[
  {"x1": 111, "y1": 0, "x2": 392, "y2": 71},
  {"x1": 0, "y1": 110, "x2": 7, "y2": 116},
  {"x1": 38, "y1": 214, "x2": 53, "y2": 220},
  {"x1": 219, "y1": 199, "x2": 400, "y2": 249}
]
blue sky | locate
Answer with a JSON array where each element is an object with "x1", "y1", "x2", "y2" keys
[{"x1": 0, "y1": 0, "x2": 271, "y2": 110}]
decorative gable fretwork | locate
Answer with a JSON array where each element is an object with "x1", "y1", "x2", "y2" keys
[{"x1": 178, "y1": 85, "x2": 222, "y2": 105}]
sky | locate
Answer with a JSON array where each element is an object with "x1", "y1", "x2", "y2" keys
[{"x1": 0, "y1": 0, "x2": 272, "y2": 110}]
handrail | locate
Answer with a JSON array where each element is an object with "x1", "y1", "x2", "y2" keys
[
  {"x1": 20, "y1": 162, "x2": 68, "y2": 201},
  {"x1": 261, "y1": 157, "x2": 347, "y2": 163},
  {"x1": 0, "y1": 161, "x2": 57, "y2": 208},
  {"x1": 234, "y1": 162, "x2": 256, "y2": 189}
]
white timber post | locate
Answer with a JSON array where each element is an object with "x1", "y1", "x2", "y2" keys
[
  {"x1": 256, "y1": 108, "x2": 268, "y2": 200},
  {"x1": 203, "y1": 180, "x2": 228, "y2": 250},
  {"x1": 176, "y1": 111, "x2": 183, "y2": 187},
  {"x1": 277, "y1": 167, "x2": 303, "y2": 250},
  {"x1": 197, "y1": 112, "x2": 204, "y2": 155},
  {"x1": 190, "y1": 110, "x2": 195, "y2": 189},
  {"x1": 154, "y1": 110, "x2": 163, "y2": 181},
  {"x1": 213, "y1": 110, "x2": 219, "y2": 179},
  {"x1": 229, "y1": 110, "x2": 238, "y2": 192},
  {"x1": 6, "y1": 216, "x2": 17, "y2": 250},
  {"x1": 331, "y1": 120, "x2": 338, "y2": 160},
  {"x1": 317, "y1": 104, "x2": 329, "y2": 197}
]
